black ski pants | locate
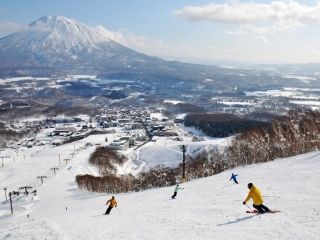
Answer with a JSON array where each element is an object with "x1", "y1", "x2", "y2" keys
[
  {"x1": 253, "y1": 203, "x2": 270, "y2": 213},
  {"x1": 105, "y1": 206, "x2": 113, "y2": 214},
  {"x1": 171, "y1": 192, "x2": 177, "y2": 199}
]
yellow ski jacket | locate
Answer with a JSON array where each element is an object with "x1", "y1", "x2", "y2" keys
[
  {"x1": 244, "y1": 185, "x2": 263, "y2": 205},
  {"x1": 107, "y1": 198, "x2": 117, "y2": 208}
]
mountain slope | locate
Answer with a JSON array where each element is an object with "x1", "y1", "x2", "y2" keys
[
  {"x1": 0, "y1": 16, "x2": 156, "y2": 75},
  {"x1": 0, "y1": 135, "x2": 319, "y2": 239}
]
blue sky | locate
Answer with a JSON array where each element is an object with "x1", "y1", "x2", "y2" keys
[{"x1": 1, "y1": 0, "x2": 320, "y2": 64}]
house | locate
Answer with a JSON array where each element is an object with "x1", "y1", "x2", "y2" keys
[
  {"x1": 151, "y1": 136, "x2": 158, "y2": 142},
  {"x1": 52, "y1": 138, "x2": 63, "y2": 146},
  {"x1": 131, "y1": 123, "x2": 144, "y2": 129},
  {"x1": 174, "y1": 117, "x2": 184, "y2": 124},
  {"x1": 119, "y1": 137, "x2": 135, "y2": 147},
  {"x1": 152, "y1": 125, "x2": 165, "y2": 131},
  {"x1": 108, "y1": 140, "x2": 129, "y2": 151},
  {"x1": 52, "y1": 116, "x2": 75, "y2": 124},
  {"x1": 100, "y1": 122, "x2": 110, "y2": 128},
  {"x1": 118, "y1": 119, "x2": 131, "y2": 124},
  {"x1": 53, "y1": 127, "x2": 75, "y2": 136}
]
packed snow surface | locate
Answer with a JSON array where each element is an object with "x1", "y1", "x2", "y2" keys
[{"x1": 1, "y1": 141, "x2": 320, "y2": 239}]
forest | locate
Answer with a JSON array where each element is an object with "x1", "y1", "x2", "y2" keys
[{"x1": 184, "y1": 113, "x2": 270, "y2": 137}]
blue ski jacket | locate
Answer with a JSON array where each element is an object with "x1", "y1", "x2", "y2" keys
[{"x1": 230, "y1": 173, "x2": 238, "y2": 182}]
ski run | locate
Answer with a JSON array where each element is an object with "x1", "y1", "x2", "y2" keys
[{"x1": 1, "y1": 135, "x2": 320, "y2": 240}]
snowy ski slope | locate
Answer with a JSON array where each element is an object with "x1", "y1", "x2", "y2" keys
[{"x1": 0, "y1": 138, "x2": 320, "y2": 239}]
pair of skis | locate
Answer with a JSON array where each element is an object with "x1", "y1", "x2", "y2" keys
[{"x1": 246, "y1": 209, "x2": 280, "y2": 214}]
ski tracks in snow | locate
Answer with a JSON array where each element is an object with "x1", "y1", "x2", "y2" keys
[{"x1": 0, "y1": 219, "x2": 67, "y2": 240}]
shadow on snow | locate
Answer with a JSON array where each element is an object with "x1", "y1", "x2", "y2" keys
[{"x1": 216, "y1": 215, "x2": 257, "y2": 226}]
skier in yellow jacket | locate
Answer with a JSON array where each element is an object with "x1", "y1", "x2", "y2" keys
[
  {"x1": 105, "y1": 196, "x2": 117, "y2": 215},
  {"x1": 243, "y1": 183, "x2": 271, "y2": 213}
]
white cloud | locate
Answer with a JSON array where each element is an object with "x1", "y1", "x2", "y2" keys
[
  {"x1": 94, "y1": 25, "x2": 246, "y2": 64},
  {"x1": 175, "y1": 1, "x2": 320, "y2": 32},
  {"x1": 256, "y1": 35, "x2": 269, "y2": 44},
  {"x1": 0, "y1": 21, "x2": 27, "y2": 36},
  {"x1": 94, "y1": 25, "x2": 194, "y2": 59},
  {"x1": 225, "y1": 29, "x2": 245, "y2": 36}
]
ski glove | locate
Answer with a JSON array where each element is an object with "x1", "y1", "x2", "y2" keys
[{"x1": 242, "y1": 201, "x2": 246, "y2": 205}]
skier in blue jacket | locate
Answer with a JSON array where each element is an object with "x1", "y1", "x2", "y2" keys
[{"x1": 230, "y1": 173, "x2": 239, "y2": 184}]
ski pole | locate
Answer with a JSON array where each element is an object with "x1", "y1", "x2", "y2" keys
[
  {"x1": 262, "y1": 195, "x2": 280, "y2": 199},
  {"x1": 245, "y1": 204, "x2": 252, "y2": 210}
]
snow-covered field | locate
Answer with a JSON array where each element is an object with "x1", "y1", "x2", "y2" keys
[
  {"x1": 290, "y1": 100, "x2": 320, "y2": 107},
  {"x1": 0, "y1": 75, "x2": 96, "y2": 83},
  {"x1": 245, "y1": 88, "x2": 320, "y2": 99},
  {"x1": 136, "y1": 136, "x2": 229, "y2": 170},
  {"x1": 1, "y1": 131, "x2": 320, "y2": 239},
  {"x1": 283, "y1": 75, "x2": 316, "y2": 83},
  {"x1": 217, "y1": 101, "x2": 256, "y2": 106},
  {"x1": 163, "y1": 100, "x2": 184, "y2": 105}
]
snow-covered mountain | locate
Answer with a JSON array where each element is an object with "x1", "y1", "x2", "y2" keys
[
  {"x1": 0, "y1": 16, "x2": 154, "y2": 75},
  {"x1": 28, "y1": 16, "x2": 113, "y2": 49},
  {"x1": 0, "y1": 15, "x2": 310, "y2": 90}
]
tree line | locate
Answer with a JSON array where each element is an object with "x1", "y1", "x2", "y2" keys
[
  {"x1": 184, "y1": 113, "x2": 270, "y2": 137},
  {"x1": 226, "y1": 109, "x2": 320, "y2": 166},
  {"x1": 76, "y1": 147, "x2": 229, "y2": 193}
]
